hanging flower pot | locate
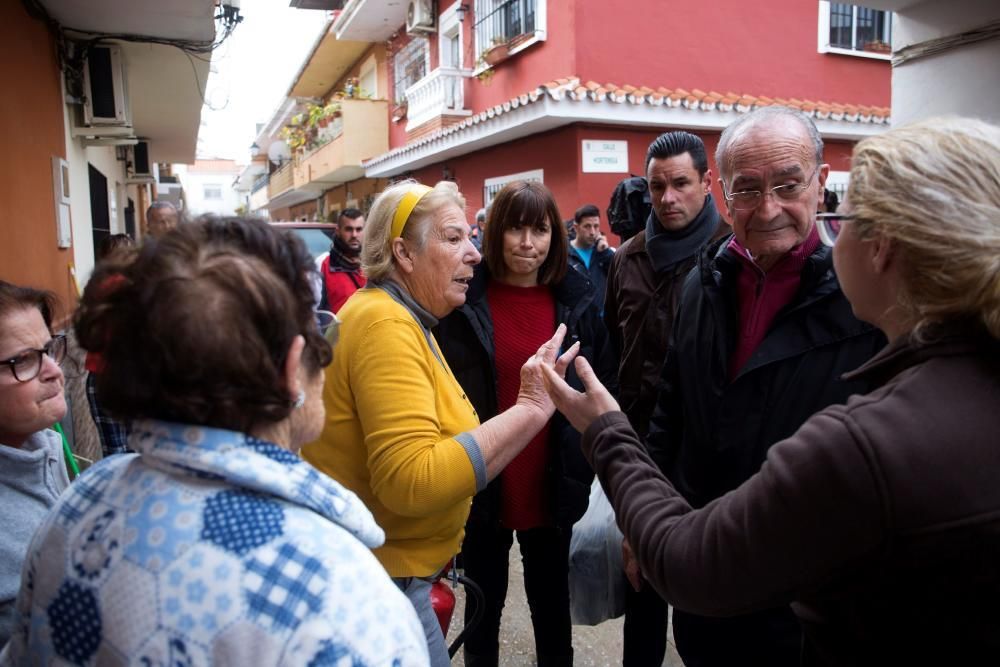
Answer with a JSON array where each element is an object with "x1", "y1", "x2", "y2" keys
[{"x1": 483, "y1": 41, "x2": 510, "y2": 67}]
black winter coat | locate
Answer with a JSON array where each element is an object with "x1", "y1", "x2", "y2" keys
[
  {"x1": 435, "y1": 264, "x2": 616, "y2": 529},
  {"x1": 647, "y1": 234, "x2": 887, "y2": 509}
]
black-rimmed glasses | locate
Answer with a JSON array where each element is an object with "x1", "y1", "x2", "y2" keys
[
  {"x1": 724, "y1": 166, "x2": 820, "y2": 211},
  {"x1": 3, "y1": 334, "x2": 67, "y2": 382},
  {"x1": 816, "y1": 213, "x2": 856, "y2": 247}
]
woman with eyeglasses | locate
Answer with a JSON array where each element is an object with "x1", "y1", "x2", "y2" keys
[
  {"x1": 0, "y1": 280, "x2": 70, "y2": 647},
  {"x1": 1, "y1": 219, "x2": 429, "y2": 666},
  {"x1": 541, "y1": 116, "x2": 1000, "y2": 665}
]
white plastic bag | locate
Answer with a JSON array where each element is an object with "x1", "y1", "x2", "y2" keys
[{"x1": 568, "y1": 479, "x2": 628, "y2": 625}]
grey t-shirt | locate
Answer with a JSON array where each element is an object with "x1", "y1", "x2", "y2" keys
[{"x1": 0, "y1": 429, "x2": 69, "y2": 646}]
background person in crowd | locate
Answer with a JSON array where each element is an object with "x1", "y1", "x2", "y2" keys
[
  {"x1": 567, "y1": 203, "x2": 614, "y2": 315},
  {"x1": 0, "y1": 281, "x2": 70, "y2": 647},
  {"x1": 85, "y1": 233, "x2": 136, "y2": 457},
  {"x1": 543, "y1": 115, "x2": 1000, "y2": 667},
  {"x1": 643, "y1": 107, "x2": 885, "y2": 666},
  {"x1": 603, "y1": 131, "x2": 723, "y2": 667},
  {"x1": 1, "y1": 218, "x2": 429, "y2": 666},
  {"x1": 436, "y1": 181, "x2": 615, "y2": 667},
  {"x1": 302, "y1": 181, "x2": 576, "y2": 667},
  {"x1": 319, "y1": 207, "x2": 367, "y2": 312},
  {"x1": 143, "y1": 200, "x2": 179, "y2": 238},
  {"x1": 471, "y1": 207, "x2": 486, "y2": 250}
]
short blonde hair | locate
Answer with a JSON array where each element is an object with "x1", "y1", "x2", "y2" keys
[
  {"x1": 362, "y1": 180, "x2": 466, "y2": 282},
  {"x1": 848, "y1": 116, "x2": 1000, "y2": 340}
]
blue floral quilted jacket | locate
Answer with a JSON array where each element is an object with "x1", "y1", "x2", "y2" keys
[{"x1": 1, "y1": 421, "x2": 429, "y2": 666}]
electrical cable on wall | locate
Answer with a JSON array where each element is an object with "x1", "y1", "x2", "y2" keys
[
  {"x1": 892, "y1": 19, "x2": 1000, "y2": 68},
  {"x1": 21, "y1": 0, "x2": 244, "y2": 105}
]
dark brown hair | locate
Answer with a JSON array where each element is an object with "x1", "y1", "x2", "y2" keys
[
  {"x1": 0, "y1": 280, "x2": 58, "y2": 331},
  {"x1": 75, "y1": 217, "x2": 332, "y2": 433},
  {"x1": 483, "y1": 181, "x2": 568, "y2": 286}
]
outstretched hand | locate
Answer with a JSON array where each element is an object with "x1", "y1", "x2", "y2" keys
[
  {"x1": 541, "y1": 354, "x2": 620, "y2": 434},
  {"x1": 517, "y1": 324, "x2": 579, "y2": 418}
]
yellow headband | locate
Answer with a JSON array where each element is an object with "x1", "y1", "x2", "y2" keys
[{"x1": 391, "y1": 184, "x2": 433, "y2": 239}]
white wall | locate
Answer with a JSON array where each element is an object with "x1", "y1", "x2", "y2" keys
[
  {"x1": 176, "y1": 165, "x2": 243, "y2": 217},
  {"x1": 891, "y1": 0, "x2": 1000, "y2": 126},
  {"x1": 62, "y1": 103, "x2": 133, "y2": 287}
]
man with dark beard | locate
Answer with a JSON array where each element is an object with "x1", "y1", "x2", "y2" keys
[{"x1": 320, "y1": 208, "x2": 366, "y2": 312}]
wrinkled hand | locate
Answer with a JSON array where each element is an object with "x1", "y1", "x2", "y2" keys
[
  {"x1": 517, "y1": 324, "x2": 579, "y2": 419},
  {"x1": 622, "y1": 538, "x2": 643, "y2": 592},
  {"x1": 541, "y1": 355, "x2": 620, "y2": 434}
]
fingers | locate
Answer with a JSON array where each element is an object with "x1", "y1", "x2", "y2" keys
[
  {"x1": 536, "y1": 323, "x2": 568, "y2": 363},
  {"x1": 554, "y1": 341, "x2": 580, "y2": 377},
  {"x1": 573, "y1": 355, "x2": 599, "y2": 390}
]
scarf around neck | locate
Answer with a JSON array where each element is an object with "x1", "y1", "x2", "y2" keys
[{"x1": 645, "y1": 193, "x2": 721, "y2": 273}]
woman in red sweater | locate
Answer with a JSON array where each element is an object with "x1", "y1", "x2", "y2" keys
[{"x1": 436, "y1": 181, "x2": 615, "y2": 666}]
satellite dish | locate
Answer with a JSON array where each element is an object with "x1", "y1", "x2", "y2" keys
[{"x1": 268, "y1": 140, "x2": 291, "y2": 166}]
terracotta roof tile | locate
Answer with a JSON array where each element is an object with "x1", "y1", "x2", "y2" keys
[{"x1": 364, "y1": 75, "x2": 891, "y2": 168}]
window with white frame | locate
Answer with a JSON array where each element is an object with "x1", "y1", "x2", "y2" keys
[
  {"x1": 474, "y1": 0, "x2": 545, "y2": 61},
  {"x1": 818, "y1": 2, "x2": 892, "y2": 56},
  {"x1": 393, "y1": 37, "x2": 430, "y2": 103},
  {"x1": 203, "y1": 184, "x2": 223, "y2": 200},
  {"x1": 483, "y1": 168, "x2": 543, "y2": 208},
  {"x1": 439, "y1": 4, "x2": 464, "y2": 69}
]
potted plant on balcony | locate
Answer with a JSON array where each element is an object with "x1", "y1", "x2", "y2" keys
[{"x1": 482, "y1": 37, "x2": 510, "y2": 67}]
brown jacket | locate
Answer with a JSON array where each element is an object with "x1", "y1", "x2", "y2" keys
[
  {"x1": 582, "y1": 329, "x2": 1000, "y2": 665},
  {"x1": 603, "y1": 230, "x2": 696, "y2": 437}
]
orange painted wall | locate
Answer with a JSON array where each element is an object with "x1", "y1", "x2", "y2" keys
[{"x1": 0, "y1": 3, "x2": 72, "y2": 308}]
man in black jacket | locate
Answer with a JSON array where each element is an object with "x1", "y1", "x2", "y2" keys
[
  {"x1": 567, "y1": 204, "x2": 614, "y2": 314},
  {"x1": 647, "y1": 107, "x2": 885, "y2": 667},
  {"x1": 604, "y1": 131, "x2": 723, "y2": 667}
]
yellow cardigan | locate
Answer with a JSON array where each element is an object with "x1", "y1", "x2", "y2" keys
[{"x1": 302, "y1": 286, "x2": 482, "y2": 577}]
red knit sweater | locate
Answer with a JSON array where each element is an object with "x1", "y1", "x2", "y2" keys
[{"x1": 487, "y1": 280, "x2": 555, "y2": 530}]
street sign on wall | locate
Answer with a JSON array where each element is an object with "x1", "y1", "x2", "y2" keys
[{"x1": 582, "y1": 140, "x2": 628, "y2": 173}]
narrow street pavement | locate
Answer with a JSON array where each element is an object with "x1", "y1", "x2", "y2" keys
[{"x1": 446, "y1": 542, "x2": 685, "y2": 666}]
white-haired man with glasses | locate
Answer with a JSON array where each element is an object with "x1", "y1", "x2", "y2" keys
[{"x1": 643, "y1": 107, "x2": 885, "y2": 667}]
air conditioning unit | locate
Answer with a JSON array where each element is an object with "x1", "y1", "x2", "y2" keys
[
  {"x1": 126, "y1": 141, "x2": 154, "y2": 182},
  {"x1": 83, "y1": 45, "x2": 130, "y2": 126},
  {"x1": 406, "y1": 0, "x2": 435, "y2": 34}
]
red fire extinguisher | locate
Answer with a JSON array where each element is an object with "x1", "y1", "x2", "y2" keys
[{"x1": 430, "y1": 559, "x2": 485, "y2": 659}]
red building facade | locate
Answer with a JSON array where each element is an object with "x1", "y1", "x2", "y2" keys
[{"x1": 327, "y1": 0, "x2": 891, "y2": 240}]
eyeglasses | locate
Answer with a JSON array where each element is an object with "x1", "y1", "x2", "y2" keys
[
  {"x1": 724, "y1": 166, "x2": 820, "y2": 211},
  {"x1": 315, "y1": 310, "x2": 340, "y2": 343},
  {"x1": 816, "y1": 213, "x2": 856, "y2": 247},
  {"x1": 3, "y1": 334, "x2": 67, "y2": 383}
]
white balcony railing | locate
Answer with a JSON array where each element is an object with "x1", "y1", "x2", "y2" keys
[{"x1": 405, "y1": 67, "x2": 473, "y2": 131}]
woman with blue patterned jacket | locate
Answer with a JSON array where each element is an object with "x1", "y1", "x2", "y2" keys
[{"x1": 1, "y1": 218, "x2": 428, "y2": 666}]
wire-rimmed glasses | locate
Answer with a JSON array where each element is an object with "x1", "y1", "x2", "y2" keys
[
  {"x1": 724, "y1": 166, "x2": 820, "y2": 211},
  {"x1": 2, "y1": 334, "x2": 67, "y2": 382}
]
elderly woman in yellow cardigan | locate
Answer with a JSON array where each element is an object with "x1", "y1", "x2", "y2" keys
[{"x1": 302, "y1": 180, "x2": 575, "y2": 666}]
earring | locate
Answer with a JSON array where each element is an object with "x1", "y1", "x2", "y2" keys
[{"x1": 292, "y1": 390, "x2": 305, "y2": 409}]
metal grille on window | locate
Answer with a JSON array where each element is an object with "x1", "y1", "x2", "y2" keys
[
  {"x1": 393, "y1": 37, "x2": 429, "y2": 104},
  {"x1": 483, "y1": 171, "x2": 543, "y2": 208},
  {"x1": 474, "y1": 0, "x2": 537, "y2": 53}
]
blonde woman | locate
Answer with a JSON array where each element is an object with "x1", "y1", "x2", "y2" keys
[
  {"x1": 302, "y1": 181, "x2": 574, "y2": 666},
  {"x1": 543, "y1": 116, "x2": 1000, "y2": 665}
]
